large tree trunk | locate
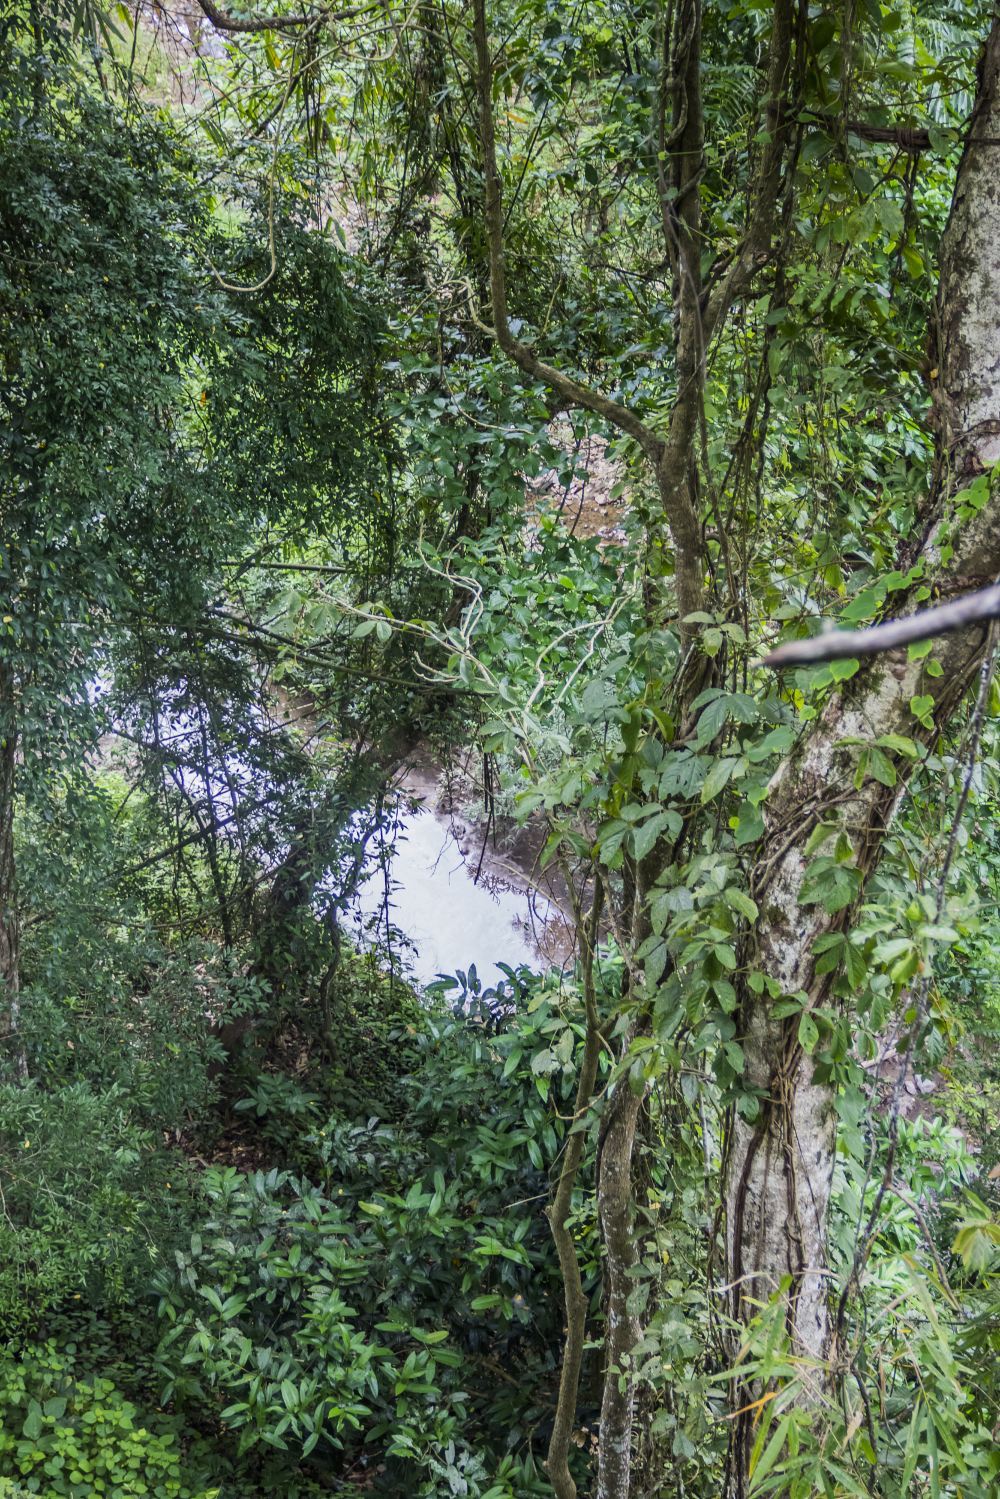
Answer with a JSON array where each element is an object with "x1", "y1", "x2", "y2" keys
[
  {"x1": 722, "y1": 19, "x2": 1000, "y2": 1492},
  {"x1": 0, "y1": 662, "x2": 24, "y2": 1079},
  {"x1": 595, "y1": 1079, "x2": 645, "y2": 1499}
]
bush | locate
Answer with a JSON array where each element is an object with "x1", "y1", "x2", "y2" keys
[
  {"x1": 153, "y1": 970, "x2": 592, "y2": 1495},
  {"x1": 319, "y1": 951, "x2": 428, "y2": 1121},
  {"x1": 153, "y1": 1164, "x2": 496, "y2": 1490},
  {"x1": 0, "y1": 1083, "x2": 194, "y2": 1336},
  {"x1": 0, "y1": 1343, "x2": 216, "y2": 1499}
]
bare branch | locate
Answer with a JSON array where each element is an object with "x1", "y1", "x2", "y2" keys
[
  {"x1": 194, "y1": 0, "x2": 382, "y2": 35},
  {"x1": 763, "y1": 582, "x2": 1000, "y2": 666},
  {"x1": 810, "y1": 114, "x2": 1000, "y2": 153},
  {"x1": 842, "y1": 118, "x2": 932, "y2": 150}
]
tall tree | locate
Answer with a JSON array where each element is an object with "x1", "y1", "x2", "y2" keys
[
  {"x1": 468, "y1": 2, "x2": 1000, "y2": 1493},
  {"x1": 721, "y1": 19, "x2": 1000, "y2": 1489},
  {"x1": 0, "y1": 3, "x2": 400, "y2": 1073},
  {"x1": 106, "y1": 0, "x2": 1000, "y2": 1491}
]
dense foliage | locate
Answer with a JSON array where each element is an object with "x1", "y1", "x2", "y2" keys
[{"x1": 3, "y1": 0, "x2": 1000, "y2": 1496}]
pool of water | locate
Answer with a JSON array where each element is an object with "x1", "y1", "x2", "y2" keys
[{"x1": 351, "y1": 805, "x2": 568, "y2": 990}]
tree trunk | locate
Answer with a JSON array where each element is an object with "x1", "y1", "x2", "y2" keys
[
  {"x1": 595, "y1": 866, "x2": 663, "y2": 1499},
  {"x1": 0, "y1": 662, "x2": 24, "y2": 1079},
  {"x1": 595, "y1": 1076, "x2": 644, "y2": 1499},
  {"x1": 723, "y1": 18, "x2": 1000, "y2": 1491},
  {"x1": 546, "y1": 893, "x2": 604, "y2": 1499}
]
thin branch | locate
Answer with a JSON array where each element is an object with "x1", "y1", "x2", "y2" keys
[{"x1": 546, "y1": 885, "x2": 605, "y2": 1499}]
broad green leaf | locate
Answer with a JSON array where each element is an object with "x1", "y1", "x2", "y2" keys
[
  {"x1": 701, "y1": 756, "x2": 738, "y2": 804},
  {"x1": 797, "y1": 1012, "x2": 819, "y2": 1053}
]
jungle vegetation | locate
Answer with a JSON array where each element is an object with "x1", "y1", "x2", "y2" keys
[{"x1": 2, "y1": 0, "x2": 1000, "y2": 1495}]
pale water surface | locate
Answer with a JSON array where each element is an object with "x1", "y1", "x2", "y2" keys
[{"x1": 352, "y1": 806, "x2": 563, "y2": 990}]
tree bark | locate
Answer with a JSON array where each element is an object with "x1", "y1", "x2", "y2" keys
[
  {"x1": 546, "y1": 891, "x2": 604, "y2": 1499},
  {"x1": 722, "y1": 18, "x2": 1000, "y2": 1493},
  {"x1": 594, "y1": 863, "x2": 663, "y2": 1499},
  {"x1": 595, "y1": 1077, "x2": 644, "y2": 1499},
  {"x1": 0, "y1": 662, "x2": 24, "y2": 1080}
]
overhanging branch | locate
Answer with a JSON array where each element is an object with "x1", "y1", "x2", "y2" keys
[
  {"x1": 194, "y1": 0, "x2": 381, "y2": 34},
  {"x1": 842, "y1": 118, "x2": 932, "y2": 150},
  {"x1": 763, "y1": 582, "x2": 1000, "y2": 666}
]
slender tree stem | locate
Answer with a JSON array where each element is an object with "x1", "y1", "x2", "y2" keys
[{"x1": 546, "y1": 886, "x2": 605, "y2": 1499}]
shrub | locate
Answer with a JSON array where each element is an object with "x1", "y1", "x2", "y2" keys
[
  {"x1": 154, "y1": 970, "x2": 589, "y2": 1495},
  {"x1": 0, "y1": 1343, "x2": 216, "y2": 1499},
  {"x1": 0, "y1": 1083, "x2": 194, "y2": 1336}
]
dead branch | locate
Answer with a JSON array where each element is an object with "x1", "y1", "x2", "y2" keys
[{"x1": 763, "y1": 581, "x2": 1000, "y2": 666}]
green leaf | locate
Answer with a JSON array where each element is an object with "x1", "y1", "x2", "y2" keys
[
  {"x1": 714, "y1": 979, "x2": 738, "y2": 1013},
  {"x1": 746, "y1": 725, "x2": 794, "y2": 763},
  {"x1": 555, "y1": 1027, "x2": 575, "y2": 1065},
  {"x1": 828, "y1": 656, "x2": 860, "y2": 681},
  {"x1": 475, "y1": 1234, "x2": 507, "y2": 1257},
  {"x1": 502, "y1": 1048, "x2": 522, "y2": 1078},
  {"x1": 750, "y1": 1412, "x2": 792, "y2": 1487},
  {"x1": 642, "y1": 937, "x2": 669, "y2": 986},
  {"x1": 952, "y1": 1219, "x2": 1000, "y2": 1273},
  {"x1": 909, "y1": 694, "x2": 935, "y2": 727},
  {"x1": 22, "y1": 1400, "x2": 43, "y2": 1441},
  {"x1": 530, "y1": 1048, "x2": 557, "y2": 1075},
  {"x1": 701, "y1": 756, "x2": 738, "y2": 804},
  {"x1": 734, "y1": 806, "x2": 765, "y2": 847},
  {"x1": 866, "y1": 746, "x2": 897, "y2": 787},
  {"x1": 844, "y1": 943, "x2": 868, "y2": 989},
  {"x1": 874, "y1": 937, "x2": 913, "y2": 963},
  {"x1": 842, "y1": 586, "x2": 885, "y2": 623},
  {"x1": 875, "y1": 733, "x2": 918, "y2": 758},
  {"x1": 725, "y1": 887, "x2": 759, "y2": 923},
  {"x1": 632, "y1": 809, "x2": 681, "y2": 861},
  {"x1": 797, "y1": 1012, "x2": 819, "y2": 1053},
  {"x1": 803, "y1": 821, "x2": 838, "y2": 857},
  {"x1": 813, "y1": 934, "x2": 844, "y2": 976},
  {"x1": 800, "y1": 857, "x2": 861, "y2": 913}
]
